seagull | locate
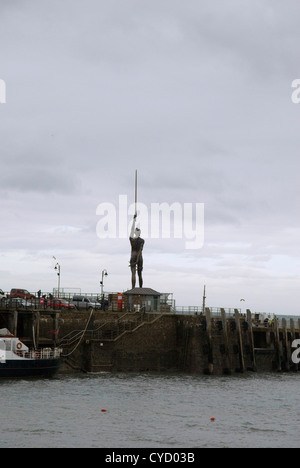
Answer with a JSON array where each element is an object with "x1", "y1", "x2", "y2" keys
[{"x1": 240, "y1": 299, "x2": 245, "y2": 301}]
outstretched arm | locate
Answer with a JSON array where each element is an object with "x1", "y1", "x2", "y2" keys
[{"x1": 130, "y1": 214, "x2": 137, "y2": 238}]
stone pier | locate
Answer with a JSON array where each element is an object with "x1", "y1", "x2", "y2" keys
[{"x1": 1, "y1": 307, "x2": 299, "y2": 375}]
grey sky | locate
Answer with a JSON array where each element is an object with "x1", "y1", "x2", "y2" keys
[{"x1": 0, "y1": 0, "x2": 299, "y2": 314}]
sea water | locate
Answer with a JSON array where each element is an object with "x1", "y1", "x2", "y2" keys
[{"x1": 0, "y1": 372, "x2": 299, "y2": 448}]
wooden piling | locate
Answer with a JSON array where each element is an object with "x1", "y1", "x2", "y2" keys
[
  {"x1": 290, "y1": 318, "x2": 297, "y2": 371},
  {"x1": 221, "y1": 308, "x2": 231, "y2": 373},
  {"x1": 282, "y1": 318, "x2": 290, "y2": 371},
  {"x1": 11, "y1": 310, "x2": 18, "y2": 336},
  {"x1": 205, "y1": 307, "x2": 213, "y2": 374},
  {"x1": 273, "y1": 317, "x2": 281, "y2": 372},
  {"x1": 52, "y1": 313, "x2": 59, "y2": 346},
  {"x1": 33, "y1": 311, "x2": 40, "y2": 349},
  {"x1": 246, "y1": 309, "x2": 256, "y2": 371},
  {"x1": 234, "y1": 309, "x2": 245, "y2": 372}
]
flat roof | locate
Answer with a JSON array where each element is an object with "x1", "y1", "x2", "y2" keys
[{"x1": 124, "y1": 287, "x2": 161, "y2": 296}]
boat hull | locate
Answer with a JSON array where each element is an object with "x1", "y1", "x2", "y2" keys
[{"x1": 0, "y1": 358, "x2": 61, "y2": 378}]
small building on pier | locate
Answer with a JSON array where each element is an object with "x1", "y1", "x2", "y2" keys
[{"x1": 124, "y1": 287, "x2": 161, "y2": 312}]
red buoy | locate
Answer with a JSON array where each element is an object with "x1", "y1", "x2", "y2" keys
[
  {"x1": 101, "y1": 409, "x2": 107, "y2": 412},
  {"x1": 210, "y1": 417, "x2": 215, "y2": 421}
]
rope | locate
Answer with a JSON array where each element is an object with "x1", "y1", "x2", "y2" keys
[{"x1": 61, "y1": 309, "x2": 94, "y2": 357}]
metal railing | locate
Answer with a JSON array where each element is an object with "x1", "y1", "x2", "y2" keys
[
  {"x1": 14, "y1": 348, "x2": 61, "y2": 359},
  {"x1": 0, "y1": 296, "x2": 239, "y2": 317},
  {"x1": 91, "y1": 313, "x2": 162, "y2": 341},
  {"x1": 59, "y1": 311, "x2": 163, "y2": 347},
  {"x1": 58, "y1": 310, "x2": 131, "y2": 346},
  {"x1": 0, "y1": 297, "x2": 100, "y2": 311},
  {"x1": 172, "y1": 306, "x2": 239, "y2": 316}
]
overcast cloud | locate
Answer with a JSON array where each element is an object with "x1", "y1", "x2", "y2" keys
[{"x1": 0, "y1": 0, "x2": 299, "y2": 314}]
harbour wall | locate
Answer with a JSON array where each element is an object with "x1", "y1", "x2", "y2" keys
[{"x1": 1, "y1": 307, "x2": 298, "y2": 375}]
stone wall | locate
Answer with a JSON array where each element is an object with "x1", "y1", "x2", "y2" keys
[
  {"x1": 59, "y1": 311, "x2": 300, "y2": 375},
  {"x1": 2, "y1": 308, "x2": 299, "y2": 375}
]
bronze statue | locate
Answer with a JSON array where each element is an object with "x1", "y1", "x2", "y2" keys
[{"x1": 129, "y1": 214, "x2": 144, "y2": 288}]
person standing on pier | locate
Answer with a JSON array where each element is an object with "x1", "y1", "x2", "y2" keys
[{"x1": 129, "y1": 214, "x2": 144, "y2": 289}]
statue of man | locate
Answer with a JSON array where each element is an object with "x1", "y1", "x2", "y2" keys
[{"x1": 129, "y1": 214, "x2": 145, "y2": 289}]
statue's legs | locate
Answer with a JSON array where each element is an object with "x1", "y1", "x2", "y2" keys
[
  {"x1": 139, "y1": 273, "x2": 143, "y2": 288},
  {"x1": 137, "y1": 256, "x2": 143, "y2": 288},
  {"x1": 130, "y1": 254, "x2": 143, "y2": 289},
  {"x1": 137, "y1": 267, "x2": 143, "y2": 288},
  {"x1": 131, "y1": 266, "x2": 136, "y2": 289}
]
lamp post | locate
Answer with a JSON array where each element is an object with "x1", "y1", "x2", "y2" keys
[
  {"x1": 100, "y1": 269, "x2": 108, "y2": 296},
  {"x1": 54, "y1": 262, "x2": 61, "y2": 297},
  {"x1": 202, "y1": 285, "x2": 206, "y2": 314}
]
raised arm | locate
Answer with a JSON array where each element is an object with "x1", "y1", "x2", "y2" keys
[{"x1": 130, "y1": 214, "x2": 137, "y2": 238}]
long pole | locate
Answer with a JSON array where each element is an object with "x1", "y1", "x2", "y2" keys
[
  {"x1": 135, "y1": 169, "x2": 138, "y2": 216},
  {"x1": 101, "y1": 271, "x2": 104, "y2": 296}
]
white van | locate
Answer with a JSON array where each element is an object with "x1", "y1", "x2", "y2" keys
[{"x1": 72, "y1": 295, "x2": 101, "y2": 311}]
